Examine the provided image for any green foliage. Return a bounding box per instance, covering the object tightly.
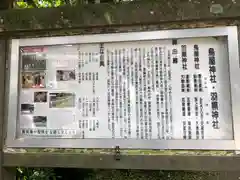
[87,170,218,180]
[14,0,128,9]
[15,0,66,8]
[17,167,59,180]
[15,168,220,180]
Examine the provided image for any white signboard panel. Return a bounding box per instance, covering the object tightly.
[18,37,233,140]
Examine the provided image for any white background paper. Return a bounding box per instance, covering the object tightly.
[18,37,233,140]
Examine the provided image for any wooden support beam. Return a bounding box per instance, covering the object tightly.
[0,0,11,10]
[3,152,240,171]
[1,168,15,180]
[0,0,239,32]
[0,40,15,179]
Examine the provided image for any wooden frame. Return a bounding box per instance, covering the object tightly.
[0,39,15,179]
[2,152,240,171]
[1,1,240,178]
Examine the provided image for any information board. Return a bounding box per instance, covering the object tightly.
[18,37,233,140]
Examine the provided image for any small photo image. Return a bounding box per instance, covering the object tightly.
[33,116,47,127]
[22,54,46,71]
[56,70,76,81]
[22,72,45,88]
[21,104,34,114]
[34,92,47,102]
[49,93,75,108]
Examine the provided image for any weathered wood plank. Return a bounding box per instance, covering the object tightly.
[0,0,239,32]
[0,40,15,179]
[3,152,240,171]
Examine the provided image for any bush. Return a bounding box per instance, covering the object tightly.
[16,168,218,180]
[17,167,59,180]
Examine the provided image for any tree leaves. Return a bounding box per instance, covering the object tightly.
[15,0,67,8]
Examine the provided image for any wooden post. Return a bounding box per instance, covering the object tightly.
[0,40,15,180]
[0,0,12,10]
[1,168,15,180]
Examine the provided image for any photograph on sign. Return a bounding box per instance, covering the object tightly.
[21,53,46,71]
[34,92,47,103]
[33,116,47,127]
[22,72,45,88]
[21,104,34,114]
[56,70,76,81]
[49,93,75,108]
[15,37,234,142]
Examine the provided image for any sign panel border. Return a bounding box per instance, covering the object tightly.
[5,26,240,150]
